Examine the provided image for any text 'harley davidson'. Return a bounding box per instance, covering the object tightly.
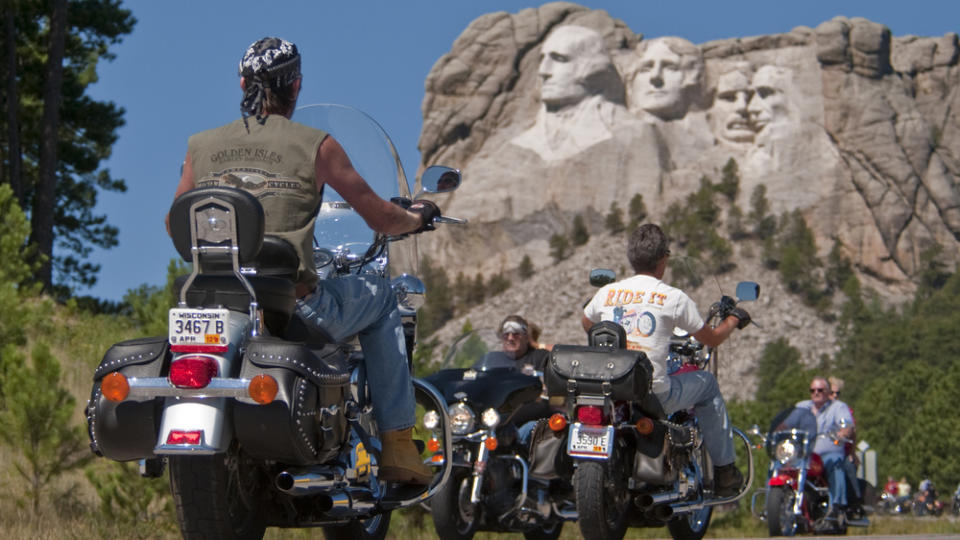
[528,271,759,540]
[420,330,574,540]
[749,407,871,535]
[85,104,463,540]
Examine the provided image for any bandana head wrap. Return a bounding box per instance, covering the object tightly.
[238,37,301,126]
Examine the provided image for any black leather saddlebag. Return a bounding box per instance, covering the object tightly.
[87,337,170,461]
[234,337,351,465]
[544,345,652,401]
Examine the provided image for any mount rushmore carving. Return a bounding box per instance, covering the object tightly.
[417,2,960,296]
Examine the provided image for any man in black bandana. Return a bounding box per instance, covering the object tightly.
[166,37,439,486]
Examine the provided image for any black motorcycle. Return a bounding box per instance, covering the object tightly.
[419,330,573,540]
[527,270,758,540]
[85,104,461,540]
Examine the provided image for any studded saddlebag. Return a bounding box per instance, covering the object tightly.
[87,337,171,461]
[544,344,652,401]
[234,336,351,465]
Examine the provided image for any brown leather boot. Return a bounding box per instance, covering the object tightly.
[379,428,433,485]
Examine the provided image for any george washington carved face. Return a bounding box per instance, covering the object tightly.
[537,26,615,111]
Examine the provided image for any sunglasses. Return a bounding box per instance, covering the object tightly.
[809,387,827,394]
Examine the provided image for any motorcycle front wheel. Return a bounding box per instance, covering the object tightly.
[430,468,479,540]
[765,486,798,536]
[169,444,267,540]
[574,459,629,540]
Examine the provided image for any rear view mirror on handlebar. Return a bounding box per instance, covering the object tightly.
[736,281,759,302]
[420,166,461,194]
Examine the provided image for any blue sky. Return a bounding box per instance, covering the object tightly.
[82,1,959,301]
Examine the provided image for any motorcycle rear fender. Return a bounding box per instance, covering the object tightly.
[155,397,232,454]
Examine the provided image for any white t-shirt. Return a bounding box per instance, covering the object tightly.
[583,273,704,394]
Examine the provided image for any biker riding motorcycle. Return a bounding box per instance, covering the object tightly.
[165,36,439,486]
[580,224,751,496]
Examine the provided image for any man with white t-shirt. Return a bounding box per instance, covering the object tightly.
[581,223,751,496]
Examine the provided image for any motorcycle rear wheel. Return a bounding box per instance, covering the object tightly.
[430,468,479,540]
[169,446,267,540]
[667,505,712,540]
[574,459,629,540]
[321,512,392,540]
[765,486,797,536]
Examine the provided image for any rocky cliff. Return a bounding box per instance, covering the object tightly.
[413,3,960,395]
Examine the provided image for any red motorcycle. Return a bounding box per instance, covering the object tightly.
[749,408,870,536]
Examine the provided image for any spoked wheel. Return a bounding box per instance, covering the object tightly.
[430,468,479,540]
[667,505,712,540]
[169,443,267,540]
[765,486,798,536]
[574,459,630,540]
[321,512,392,540]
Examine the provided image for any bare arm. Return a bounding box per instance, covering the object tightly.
[315,136,423,235]
[165,150,197,235]
[581,314,597,333]
[690,315,740,347]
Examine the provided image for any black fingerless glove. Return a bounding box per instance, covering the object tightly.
[408,199,441,233]
[728,307,751,329]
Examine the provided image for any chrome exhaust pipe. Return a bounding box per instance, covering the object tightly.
[636,490,684,510]
[647,504,673,522]
[275,468,343,495]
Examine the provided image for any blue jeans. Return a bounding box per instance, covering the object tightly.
[823,453,849,506]
[655,370,735,467]
[295,274,414,432]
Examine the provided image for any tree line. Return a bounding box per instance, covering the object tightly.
[1,0,135,296]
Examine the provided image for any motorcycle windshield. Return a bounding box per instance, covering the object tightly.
[292,103,416,276]
[768,407,817,436]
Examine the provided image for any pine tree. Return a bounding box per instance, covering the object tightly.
[571,214,589,246]
[0,342,93,516]
[518,255,534,280]
[605,201,625,233]
[549,234,569,263]
[628,193,647,230]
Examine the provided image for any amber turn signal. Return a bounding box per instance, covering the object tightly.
[635,417,655,435]
[548,413,567,432]
[427,438,440,453]
[248,374,278,404]
[102,372,130,402]
[430,454,445,463]
[484,437,498,451]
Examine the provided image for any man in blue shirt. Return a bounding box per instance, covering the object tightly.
[796,376,855,514]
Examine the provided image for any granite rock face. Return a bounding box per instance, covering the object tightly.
[418,4,960,296]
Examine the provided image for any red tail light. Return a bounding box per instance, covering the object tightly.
[166,430,203,445]
[169,356,218,388]
[576,405,605,426]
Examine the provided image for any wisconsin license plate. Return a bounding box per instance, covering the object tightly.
[567,423,614,459]
[168,308,231,349]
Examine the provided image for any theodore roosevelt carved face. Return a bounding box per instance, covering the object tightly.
[628,37,703,120]
[712,63,755,143]
[748,65,793,134]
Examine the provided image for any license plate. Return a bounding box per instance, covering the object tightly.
[169,308,231,348]
[567,423,614,459]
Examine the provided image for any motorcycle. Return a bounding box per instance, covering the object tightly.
[85,104,463,539]
[419,329,573,540]
[749,407,870,535]
[913,486,944,516]
[527,269,759,540]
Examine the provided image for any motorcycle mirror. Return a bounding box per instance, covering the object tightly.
[735,281,760,302]
[419,166,461,194]
[748,424,761,436]
[589,268,616,287]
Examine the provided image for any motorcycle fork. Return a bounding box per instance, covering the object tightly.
[794,466,808,516]
[470,437,490,504]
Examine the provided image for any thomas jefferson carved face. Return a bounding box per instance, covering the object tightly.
[629,38,702,120]
[538,26,612,110]
[712,67,755,143]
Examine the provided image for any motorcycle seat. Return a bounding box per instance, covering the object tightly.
[174,274,296,334]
